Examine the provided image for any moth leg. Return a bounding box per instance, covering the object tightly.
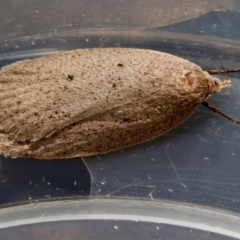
[201,101,240,124]
[208,69,240,75]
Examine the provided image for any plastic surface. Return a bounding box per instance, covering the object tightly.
[0,1,240,239]
[0,199,240,239]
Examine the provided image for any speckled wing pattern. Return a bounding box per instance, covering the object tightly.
[0,48,225,159]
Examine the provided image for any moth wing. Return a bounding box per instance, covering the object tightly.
[0,48,180,143]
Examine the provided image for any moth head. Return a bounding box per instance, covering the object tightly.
[181,68,231,98]
[201,71,231,100]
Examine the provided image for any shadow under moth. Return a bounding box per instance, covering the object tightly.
[0,48,239,159]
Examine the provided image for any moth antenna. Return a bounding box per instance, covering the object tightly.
[208,69,240,75]
[201,101,240,124]
[221,65,228,80]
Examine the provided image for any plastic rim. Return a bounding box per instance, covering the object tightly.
[0,198,240,238]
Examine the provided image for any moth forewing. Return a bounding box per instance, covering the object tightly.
[0,48,234,159]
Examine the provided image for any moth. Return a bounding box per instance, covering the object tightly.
[0,48,239,159]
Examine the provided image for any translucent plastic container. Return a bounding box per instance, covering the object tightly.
[1,1,240,239]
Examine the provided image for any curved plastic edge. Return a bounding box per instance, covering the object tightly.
[0,199,240,239]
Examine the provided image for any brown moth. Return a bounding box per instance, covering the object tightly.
[0,48,233,159]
